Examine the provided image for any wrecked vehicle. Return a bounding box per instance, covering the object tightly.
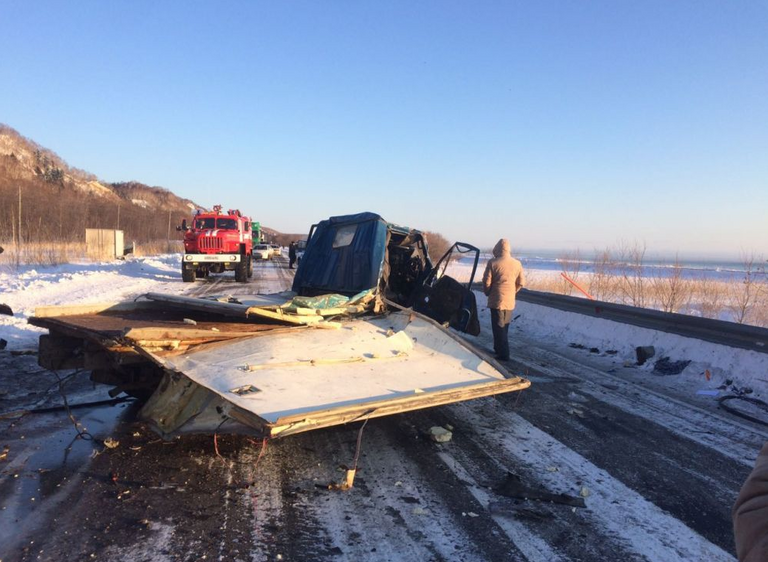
[29,212,530,439]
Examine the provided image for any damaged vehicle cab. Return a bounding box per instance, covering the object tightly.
[178,205,254,283]
[293,212,481,335]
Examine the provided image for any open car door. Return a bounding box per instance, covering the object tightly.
[412,242,481,335]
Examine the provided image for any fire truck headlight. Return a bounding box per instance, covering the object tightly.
[230,255,236,261]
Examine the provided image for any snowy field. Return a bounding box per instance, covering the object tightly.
[0,254,189,349]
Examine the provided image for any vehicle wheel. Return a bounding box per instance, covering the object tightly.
[247,255,253,278]
[195,268,207,279]
[235,256,248,283]
[182,265,195,283]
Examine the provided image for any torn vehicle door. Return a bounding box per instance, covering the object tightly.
[413,242,481,336]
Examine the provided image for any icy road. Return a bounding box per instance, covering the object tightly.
[0,254,764,561]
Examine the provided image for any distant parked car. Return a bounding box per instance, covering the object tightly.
[270,244,282,258]
[254,244,271,260]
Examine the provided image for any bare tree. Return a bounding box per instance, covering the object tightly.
[650,255,691,313]
[697,275,726,320]
[589,247,617,301]
[558,249,582,295]
[423,231,451,264]
[617,240,647,307]
[728,253,766,324]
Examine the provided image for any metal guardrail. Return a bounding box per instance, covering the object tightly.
[472,284,768,354]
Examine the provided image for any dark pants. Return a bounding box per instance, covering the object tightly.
[491,308,513,360]
[289,256,296,269]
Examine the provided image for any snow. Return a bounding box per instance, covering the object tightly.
[0,253,760,561]
[0,254,188,349]
[446,402,736,562]
[442,254,768,398]
[508,297,768,400]
[3,253,763,400]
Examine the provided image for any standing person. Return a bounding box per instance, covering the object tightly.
[288,241,297,269]
[733,442,768,561]
[482,238,525,361]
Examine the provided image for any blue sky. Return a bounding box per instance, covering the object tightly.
[1,1,766,256]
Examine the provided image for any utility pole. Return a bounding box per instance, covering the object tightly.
[167,210,172,252]
[18,185,22,248]
[116,203,121,230]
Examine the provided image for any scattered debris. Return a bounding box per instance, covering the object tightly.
[495,472,586,508]
[569,343,586,350]
[546,466,559,473]
[488,500,554,521]
[705,369,712,381]
[412,507,429,515]
[718,395,768,426]
[567,391,587,403]
[604,350,618,356]
[230,384,261,396]
[103,438,120,449]
[428,426,453,443]
[696,389,720,397]
[579,486,590,498]
[0,338,6,350]
[653,357,691,376]
[183,318,197,325]
[635,346,656,365]
[589,347,600,354]
[0,445,9,461]
[567,408,586,418]
[0,303,12,316]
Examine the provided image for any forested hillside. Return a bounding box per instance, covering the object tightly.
[0,124,201,244]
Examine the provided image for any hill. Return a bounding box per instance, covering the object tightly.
[0,124,202,244]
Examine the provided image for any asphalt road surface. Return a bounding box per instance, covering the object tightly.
[1,255,763,561]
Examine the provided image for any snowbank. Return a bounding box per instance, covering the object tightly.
[509,298,768,399]
[0,254,186,349]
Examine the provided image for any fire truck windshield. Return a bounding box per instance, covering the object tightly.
[194,218,237,230]
[195,218,215,229]
[216,218,237,230]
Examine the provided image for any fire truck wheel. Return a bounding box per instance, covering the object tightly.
[235,257,248,283]
[247,255,253,278]
[182,265,195,283]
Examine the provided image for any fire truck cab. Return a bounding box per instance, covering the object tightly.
[178,205,253,283]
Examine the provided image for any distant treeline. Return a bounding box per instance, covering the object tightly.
[0,171,188,245]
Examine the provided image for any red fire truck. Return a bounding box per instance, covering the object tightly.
[178,205,253,283]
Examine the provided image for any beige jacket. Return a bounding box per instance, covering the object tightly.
[482,239,525,310]
[734,442,768,562]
